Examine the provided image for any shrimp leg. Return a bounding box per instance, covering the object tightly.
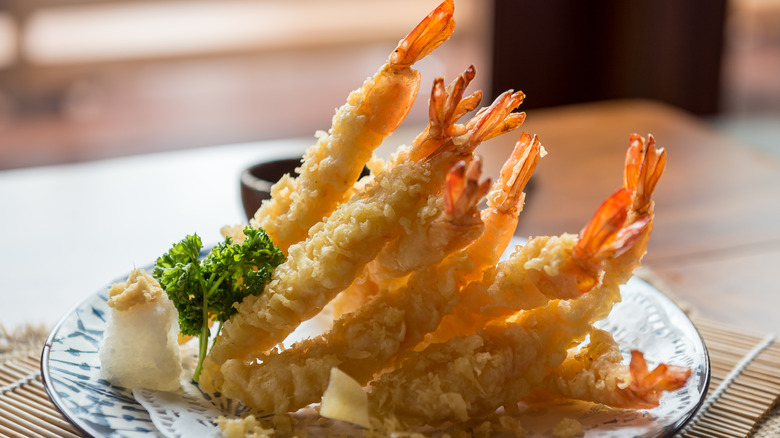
[217,137,538,413]
[247,0,456,254]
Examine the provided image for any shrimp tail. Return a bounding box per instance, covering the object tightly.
[444,157,492,220]
[627,350,692,408]
[625,133,667,215]
[432,66,482,136]
[496,132,541,213]
[448,68,482,125]
[571,189,632,290]
[572,133,665,290]
[411,66,482,161]
[484,110,527,142]
[365,0,456,136]
[430,89,525,162]
[390,0,456,67]
[466,91,525,146]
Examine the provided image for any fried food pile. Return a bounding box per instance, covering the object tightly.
[200,0,691,434]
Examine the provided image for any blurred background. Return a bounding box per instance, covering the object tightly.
[0,0,778,170]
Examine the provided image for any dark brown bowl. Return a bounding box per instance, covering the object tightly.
[240,157,301,222]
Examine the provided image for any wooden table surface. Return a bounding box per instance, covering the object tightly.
[479,99,780,336]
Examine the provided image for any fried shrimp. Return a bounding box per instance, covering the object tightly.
[204,154,445,390]
[423,229,629,345]
[367,134,673,426]
[127,0,691,429]
[331,157,490,318]
[216,136,539,414]
[423,135,663,345]
[367,190,643,426]
[378,157,491,278]
[201,89,526,393]
[539,329,691,409]
[532,136,682,410]
[330,67,498,317]
[245,0,456,254]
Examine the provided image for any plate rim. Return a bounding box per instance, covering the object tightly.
[41,281,113,438]
[631,274,712,436]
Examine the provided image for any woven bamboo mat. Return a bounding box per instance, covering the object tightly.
[678,317,780,438]
[1,318,779,438]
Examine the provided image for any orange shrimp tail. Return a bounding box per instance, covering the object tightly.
[484,111,527,142]
[572,135,665,290]
[424,77,448,133]
[428,88,524,162]
[624,134,667,215]
[497,132,541,213]
[449,68,482,126]
[627,350,692,408]
[390,0,455,67]
[444,157,491,219]
[438,65,481,137]
[574,188,631,271]
[412,66,482,161]
[462,90,525,148]
[573,187,653,291]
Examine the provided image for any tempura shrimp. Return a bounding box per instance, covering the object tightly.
[423,135,664,344]
[532,136,682,410]
[331,157,490,318]
[538,328,691,409]
[247,0,456,254]
[423,231,628,345]
[217,135,539,413]
[330,66,516,317]
[367,134,671,426]
[332,67,489,299]
[200,89,526,393]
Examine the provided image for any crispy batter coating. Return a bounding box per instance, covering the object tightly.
[214,123,538,414]
[539,328,691,409]
[244,0,456,255]
[366,135,671,426]
[202,85,528,395]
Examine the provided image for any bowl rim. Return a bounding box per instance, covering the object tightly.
[240,158,302,193]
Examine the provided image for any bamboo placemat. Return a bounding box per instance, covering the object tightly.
[1,326,82,437]
[1,318,779,438]
[678,317,780,438]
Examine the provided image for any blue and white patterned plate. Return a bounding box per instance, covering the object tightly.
[41,238,709,437]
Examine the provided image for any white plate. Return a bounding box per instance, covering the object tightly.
[41,239,709,437]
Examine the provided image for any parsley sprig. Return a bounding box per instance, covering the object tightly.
[152,226,284,382]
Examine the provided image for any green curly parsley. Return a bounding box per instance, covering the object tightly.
[152,226,285,382]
